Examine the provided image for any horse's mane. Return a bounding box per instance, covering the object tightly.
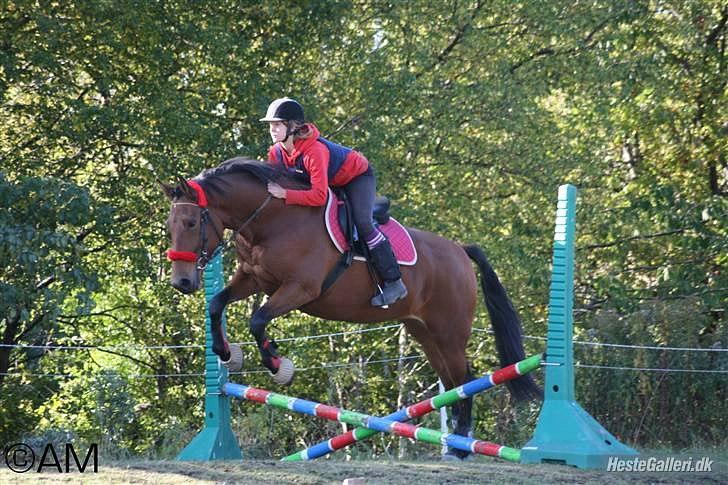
[193,157,310,197]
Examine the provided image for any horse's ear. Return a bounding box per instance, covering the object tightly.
[176,174,197,203]
[158,179,177,201]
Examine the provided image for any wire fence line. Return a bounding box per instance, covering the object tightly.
[0,324,403,352]
[0,371,206,379]
[0,355,424,380]
[575,364,728,374]
[2,351,726,380]
[0,343,205,351]
[473,328,727,352]
[1,323,725,379]
[2,323,725,353]
[3,361,726,380]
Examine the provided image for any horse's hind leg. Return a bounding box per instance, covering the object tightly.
[402,317,475,460]
[448,364,476,460]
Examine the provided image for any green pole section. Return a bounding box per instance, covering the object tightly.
[520,184,637,469]
[177,253,243,460]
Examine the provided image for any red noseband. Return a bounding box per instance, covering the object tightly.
[166,250,198,262]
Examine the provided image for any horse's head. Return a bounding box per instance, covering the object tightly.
[161,176,224,294]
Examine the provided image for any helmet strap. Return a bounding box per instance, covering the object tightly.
[283,121,301,143]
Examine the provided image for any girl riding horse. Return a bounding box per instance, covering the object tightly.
[261,97,407,307]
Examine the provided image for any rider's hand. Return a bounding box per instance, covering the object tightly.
[267,182,287,199]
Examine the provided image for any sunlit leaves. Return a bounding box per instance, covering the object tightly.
[0,0,725,453]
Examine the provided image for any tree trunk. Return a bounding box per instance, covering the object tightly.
[328,335,348,443]
[396,325,408,459]
[0,314,20,387]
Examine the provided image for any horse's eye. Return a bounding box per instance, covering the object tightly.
[186,220,197,229]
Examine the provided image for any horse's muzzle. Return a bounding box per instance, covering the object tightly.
[171,276,199,294]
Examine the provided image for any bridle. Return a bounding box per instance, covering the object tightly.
[166,201,225,270]
[166,180,272,270]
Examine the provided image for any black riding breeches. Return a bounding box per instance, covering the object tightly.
[341,167,376,239]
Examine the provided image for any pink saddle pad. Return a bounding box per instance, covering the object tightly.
[324,189,417,266]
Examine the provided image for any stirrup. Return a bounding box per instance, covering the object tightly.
[371,279,407,307]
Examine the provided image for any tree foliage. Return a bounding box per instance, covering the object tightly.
[1,0,725,454]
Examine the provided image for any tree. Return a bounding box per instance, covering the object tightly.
[1,0,725,452]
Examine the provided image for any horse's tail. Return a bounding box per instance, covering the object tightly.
[463,244,543,401]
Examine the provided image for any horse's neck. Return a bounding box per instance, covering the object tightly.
[216,193,322,242]
[206,182,280,237]
[206,174,324,240]
[211,194,265,230]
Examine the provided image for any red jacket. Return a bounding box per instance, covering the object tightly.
[267,124,369,206]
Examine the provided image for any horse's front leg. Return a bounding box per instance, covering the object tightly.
[249,280,319,385]
[209,267,259,370]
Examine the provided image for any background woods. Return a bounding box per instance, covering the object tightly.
[1,1,726,456]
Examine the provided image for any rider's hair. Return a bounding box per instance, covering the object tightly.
[290,121,311,141]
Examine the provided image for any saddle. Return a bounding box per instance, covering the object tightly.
[321,188,417,293]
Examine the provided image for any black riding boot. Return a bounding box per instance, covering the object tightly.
[369,239,408,307]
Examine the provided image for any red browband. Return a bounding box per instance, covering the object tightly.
[186,179,208,207]
[167,180,208,263]
[166,250,197,262]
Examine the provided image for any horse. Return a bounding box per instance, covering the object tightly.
[162,157,541,459]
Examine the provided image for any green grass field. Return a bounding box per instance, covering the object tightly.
[1,455,726,484]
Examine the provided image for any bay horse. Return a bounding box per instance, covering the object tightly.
[162,157,541,459]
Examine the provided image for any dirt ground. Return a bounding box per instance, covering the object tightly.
[1,457,726,485]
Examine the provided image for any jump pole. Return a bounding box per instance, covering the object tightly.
[520,184,638,468]
[224,382,523,462]
[282,353,542,461]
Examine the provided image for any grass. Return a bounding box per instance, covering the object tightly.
[1,453,726,485]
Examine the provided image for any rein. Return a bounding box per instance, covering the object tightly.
[167,180,273,270]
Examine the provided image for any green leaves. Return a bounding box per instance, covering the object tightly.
[0,0,725,454]
[0,172,114,422]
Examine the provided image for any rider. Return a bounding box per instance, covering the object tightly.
[261,97,407,307]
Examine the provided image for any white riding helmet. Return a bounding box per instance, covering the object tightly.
[259,97,305,123]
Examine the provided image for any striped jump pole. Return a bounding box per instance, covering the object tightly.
[284,353,543,461]
[222,357,541,463]
[224,383,521,462]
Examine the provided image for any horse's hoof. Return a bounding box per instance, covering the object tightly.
[220,343,243,372]
[271,357,295,386]
[441,449,474,462]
